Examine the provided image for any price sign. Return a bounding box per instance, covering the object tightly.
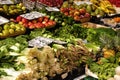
[0,16,9,25]
[20,11,46,20]
[0,0,14,4]
[28,36,67,48]
[74,1,92,5]
[28,36,53,48]
[46,7,60,12]
[36,1,45,10]
[22,0,35,10]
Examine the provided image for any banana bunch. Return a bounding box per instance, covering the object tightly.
[99,0,116,14]
[91,0,116,14]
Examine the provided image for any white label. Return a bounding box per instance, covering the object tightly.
[20,11,46,20]
[0,16,9,25]
[74,1,92,5]
[28,37,53,48]
[22,0,35,10]
[0,0,14,4]
[46,7,60,12]
[28,36,67,48]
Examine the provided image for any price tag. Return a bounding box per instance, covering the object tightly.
[0,16,9,25]
[46,7,60,12]
[20,11,46,20]
[36,1,45,10]
[28,36,67,48]
[0,0,14,4]
[28,36,53,48]
[74,1,92,5]
[22,0,35,10]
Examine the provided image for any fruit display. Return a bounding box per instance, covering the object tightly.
[60,7,91,22]
[74,3,106,17]
[0,22,26,38]
[38,0,63,7]
[90,0,116,14]
[0,3,26,15]
[13,16,56,29]
[0,0,120,80]
[61,0,116,17]
[39,9,75,25]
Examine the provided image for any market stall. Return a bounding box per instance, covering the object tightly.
[0,0,120,80]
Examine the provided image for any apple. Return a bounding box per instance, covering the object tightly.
[36,23,44,28]
[84,13,91,18]
[42,21,47,24]
[64,12,69,16]
[74,10,80,16]
[79,8,86,15]
[15,25,21,30]
[18,21,23,25]
[74,16,80,21]
[69,7,74,11]
[44,23,49,27]
[4,24,10,30]
[43,17,49,22]
[28,22,33,26]
[32,20,37,24]
[60,8,65,12]
[48,21,53,26]
[0,33,3,36]
[38,17,43,22]
[80,15,85,19]
[9,29,14,34]
[10,23,16,29]
[2,30,9,36]
[16,16,22,22]
[21,27,26,32]
[41,23,45,28]
[21,18,28,23]
[29,25,35,29]
[23,23,28,28]
[69,10,74,16]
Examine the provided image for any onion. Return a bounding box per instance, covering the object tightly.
[114,75,120,80]
[108,77,115,80]
[115,66,120,75]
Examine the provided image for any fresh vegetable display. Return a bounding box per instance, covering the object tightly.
[0,0,120,80]
[15,39,92,80]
